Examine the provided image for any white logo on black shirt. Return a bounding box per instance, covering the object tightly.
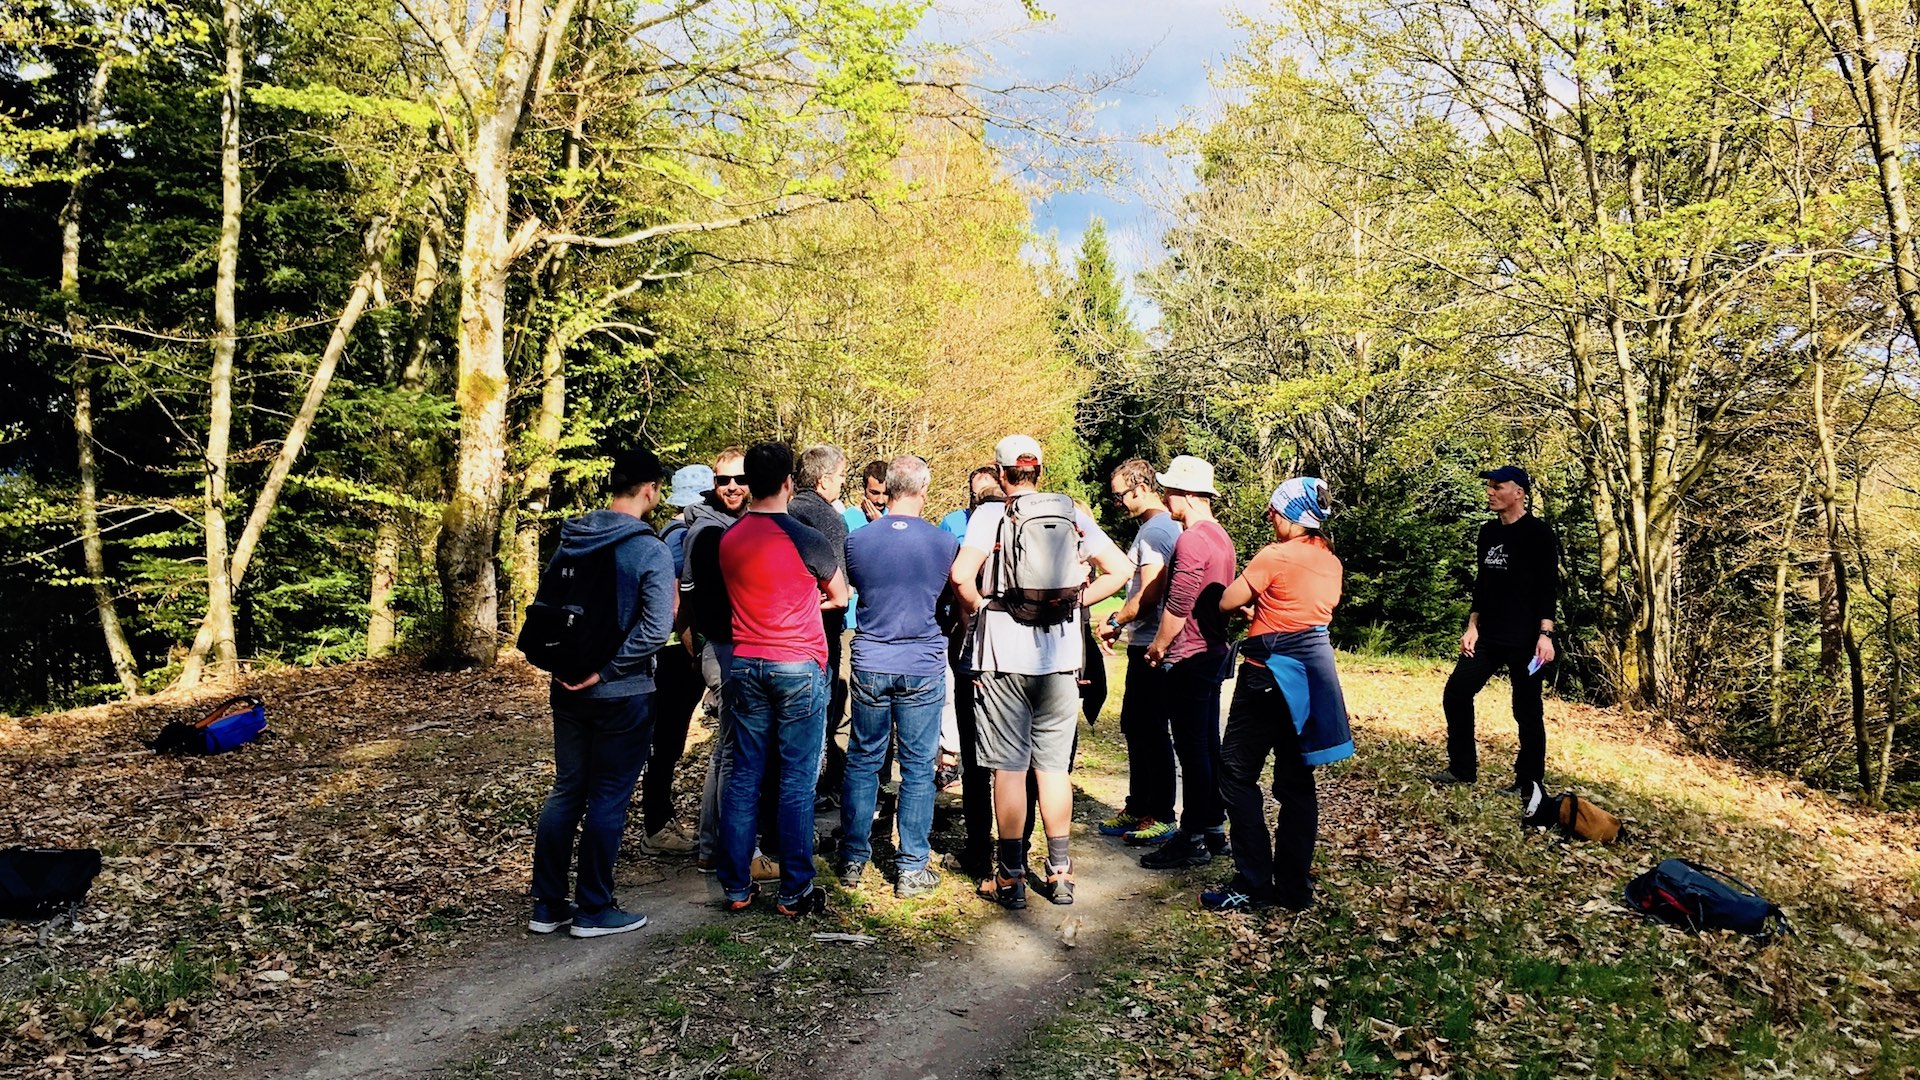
[1484,543,1509,569]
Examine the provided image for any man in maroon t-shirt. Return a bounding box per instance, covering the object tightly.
[716,441,849,916]
[1141,455,1237,872]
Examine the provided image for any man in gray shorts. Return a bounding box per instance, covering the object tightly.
[951,435,1132,908]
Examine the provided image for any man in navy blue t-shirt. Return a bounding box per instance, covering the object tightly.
[840,455,961,898]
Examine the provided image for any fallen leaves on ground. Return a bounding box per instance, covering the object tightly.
[0,658,563,1074]
[1036,662,1920,1079]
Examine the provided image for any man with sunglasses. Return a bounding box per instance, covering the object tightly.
[686,447,777,875]
[1095,459,1182,846]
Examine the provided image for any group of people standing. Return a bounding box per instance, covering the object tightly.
[522,434,1560,937]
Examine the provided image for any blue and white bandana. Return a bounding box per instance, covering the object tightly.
[1269,477,1329,528]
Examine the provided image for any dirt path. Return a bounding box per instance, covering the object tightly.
[790,835,1164,1080]
[226,791,1170,1080]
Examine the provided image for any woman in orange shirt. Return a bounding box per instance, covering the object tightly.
[1203,478,1353,912]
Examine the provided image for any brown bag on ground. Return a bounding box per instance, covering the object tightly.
[1522,782,1623,844]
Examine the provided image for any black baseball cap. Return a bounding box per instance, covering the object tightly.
[1478,465,1531,493]
[608,448,665,491]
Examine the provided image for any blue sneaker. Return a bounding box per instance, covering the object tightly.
[568,906,649,938]
[528,899,574,934]
[1200,877,1273,913]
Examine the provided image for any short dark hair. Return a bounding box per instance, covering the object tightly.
[1110,458,1156,493]
[744,441,794,499]
[863,459,888,486]
[608,449,664,497]
[999,463,1040,487]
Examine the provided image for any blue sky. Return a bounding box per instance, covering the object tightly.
[920,1,1247,321]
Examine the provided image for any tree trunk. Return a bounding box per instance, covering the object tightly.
[1837,0,1920,350]
[179,0,246,688]
[368,204,444,655]
[1769,469,1811,733]
[435,133,516,667]
[63,51,140,696]
[367,518,402,657]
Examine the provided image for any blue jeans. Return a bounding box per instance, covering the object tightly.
[531,691,653,915]
[719,657,828,903]
[840,669,944,872]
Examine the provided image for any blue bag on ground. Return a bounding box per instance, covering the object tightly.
[152,694,266,755]
[1623,858,1791,936]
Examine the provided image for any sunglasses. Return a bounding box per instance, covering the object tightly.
[1109,487,1134,503]
[714,474,747,487]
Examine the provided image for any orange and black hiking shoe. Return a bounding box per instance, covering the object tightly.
[775,888,825,919]
[976,870,1027,910]
[723,883,757,913]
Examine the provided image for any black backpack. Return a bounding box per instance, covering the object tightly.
[517,532,653,683]
[1623,858,1792,937]
[0,847,103,921]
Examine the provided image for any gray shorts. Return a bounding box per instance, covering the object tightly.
[973,670,1079,773]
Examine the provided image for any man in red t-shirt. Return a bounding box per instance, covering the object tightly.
[716,441,849,916]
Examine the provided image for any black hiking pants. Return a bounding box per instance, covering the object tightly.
[642,643,701,835]
[1442,643,1546,787]
[1218,662,1316,909]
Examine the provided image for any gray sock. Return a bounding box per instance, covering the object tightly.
[1046,836,1070,873]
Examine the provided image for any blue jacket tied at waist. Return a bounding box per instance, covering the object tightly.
[1240,626,1355,767]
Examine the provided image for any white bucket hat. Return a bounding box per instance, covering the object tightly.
[1155,455,1219,497]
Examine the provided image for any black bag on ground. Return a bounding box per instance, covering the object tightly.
[0,847,103,920]
[1623,858,1792,936]
[517,540,637,683]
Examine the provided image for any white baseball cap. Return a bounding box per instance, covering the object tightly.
[994,435,1044,468]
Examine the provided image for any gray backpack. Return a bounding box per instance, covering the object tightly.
[989,492,1083,627]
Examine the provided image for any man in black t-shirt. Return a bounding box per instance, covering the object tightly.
[1428,465,1560,792]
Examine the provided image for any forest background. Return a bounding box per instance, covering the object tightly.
[3,0,1918,805]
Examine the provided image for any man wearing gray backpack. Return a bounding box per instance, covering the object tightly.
[951,435,1132,909]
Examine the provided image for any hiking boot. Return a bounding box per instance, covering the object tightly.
[1201,877,1274,914]
[750,854,782,882]
[1122,818,1178,846]
[1425,769,1473,786]
[1140,831,1213,870]
[527,899,574,934]
[640,824,697,856]
[776,887,826,919]
[894,866,941,899]
[723,883,759,913]
[1500,777,1529,795]
[569,906,649,938]
[1029,861,1075,906]
[977,870,1027,910]
[1097,811,1142,837]
[837,861,867,888]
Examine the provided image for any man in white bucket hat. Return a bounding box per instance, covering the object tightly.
[1138,455,1237,871]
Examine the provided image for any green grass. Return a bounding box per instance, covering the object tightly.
[40,944,229,1030]
[1028,716,1920,1079]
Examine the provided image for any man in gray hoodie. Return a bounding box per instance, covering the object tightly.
[528,449,676,938]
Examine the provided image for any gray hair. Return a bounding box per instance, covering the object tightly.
[795,445,847,490]
[885,455,931,499]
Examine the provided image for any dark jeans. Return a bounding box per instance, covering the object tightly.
[1442,644,1546,785]
[720,657,828,903]
[531,691,653,915]
[1118,646,1174,822]
[643,643,701,834]
[1167,651,1228,834]
[841,670,944,871]
[817,617,850,797]
[1219,662,1317,908]
[952,650,995,879]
